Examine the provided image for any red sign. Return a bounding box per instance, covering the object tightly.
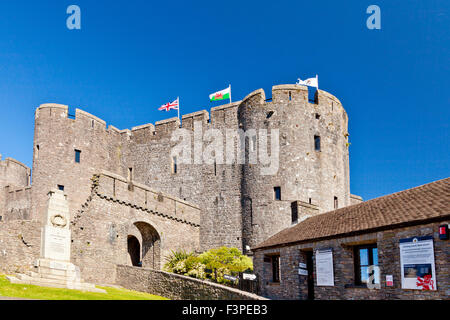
[386,275,393,287]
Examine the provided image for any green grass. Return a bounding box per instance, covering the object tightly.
[0,275,168,300]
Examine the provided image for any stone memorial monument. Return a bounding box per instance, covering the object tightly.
[7,190,105,293]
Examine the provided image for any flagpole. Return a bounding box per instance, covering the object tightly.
[177,97,180,126]
[229,84,232,104]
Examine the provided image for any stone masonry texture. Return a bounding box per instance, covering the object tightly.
[0,83,354,288]
[115,264,266,300]
[253,221,450,300]
[29,85,351,253]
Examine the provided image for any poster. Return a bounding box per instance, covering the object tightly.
[315,248,334,286]
[399,236,437,290]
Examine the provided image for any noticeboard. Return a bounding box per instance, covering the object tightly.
[399,236,437,290]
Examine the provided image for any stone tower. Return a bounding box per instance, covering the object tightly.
[30,84,352,253]
[238,85,350,249]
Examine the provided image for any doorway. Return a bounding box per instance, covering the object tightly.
[306,251,314,300]
[127,235,141,267]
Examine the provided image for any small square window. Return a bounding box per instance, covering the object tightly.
[172,156,178,174]
[75,149,81,163]
[274,187,281,201]
[314,136,321,151]
[58,185,65,191]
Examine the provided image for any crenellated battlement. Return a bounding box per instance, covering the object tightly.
[30,83,351,250]
[34,85,346,145]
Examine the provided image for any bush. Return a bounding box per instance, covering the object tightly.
[163,250,194,273]
[163,247,253,284]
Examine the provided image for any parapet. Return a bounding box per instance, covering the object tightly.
[0,157,30,171]
[95,170,200,226]
[350,194,363,206]
[36,103,68,112]
[154,117,180,135]
[182,110,209,129]
[33,83,346,146]
[241,89,266,105]
[75,108,107,128]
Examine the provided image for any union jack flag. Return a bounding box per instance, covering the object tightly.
[158,98,179,111]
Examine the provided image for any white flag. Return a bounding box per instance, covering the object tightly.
[297,75,318,88]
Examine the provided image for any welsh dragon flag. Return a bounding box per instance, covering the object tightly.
[210,86,231,102]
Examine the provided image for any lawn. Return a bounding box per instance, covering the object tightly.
[0,275,168,300]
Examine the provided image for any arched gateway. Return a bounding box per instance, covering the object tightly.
[127,221,161,269]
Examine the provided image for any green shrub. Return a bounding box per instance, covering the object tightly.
[163,250,194,273]
[163,247,253,284]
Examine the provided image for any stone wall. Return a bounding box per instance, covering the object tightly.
[239,86,350,249]
[3,186,32,221]
[0,157,31,221]
[32,105,124,225]
[254,220,450,300]
[70,172,201,284]
[115,264,266,300]
[30,84,352,253]
[0,220,41,274]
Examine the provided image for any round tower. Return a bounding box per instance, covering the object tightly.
[31,104,122,224]
[238,85,350,249]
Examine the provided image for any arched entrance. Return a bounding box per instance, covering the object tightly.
[133,221,161,269]
[127,235,141,267]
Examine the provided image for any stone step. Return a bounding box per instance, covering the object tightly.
[39,271,77,282]
[24,269,77,282]
[7,275,106,293]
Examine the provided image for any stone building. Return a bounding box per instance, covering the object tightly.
[253,178,450,300]
[0,83,362,284]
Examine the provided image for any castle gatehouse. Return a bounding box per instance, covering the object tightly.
[0,84,362,284]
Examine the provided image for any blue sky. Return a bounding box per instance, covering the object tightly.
[0,0,448,200]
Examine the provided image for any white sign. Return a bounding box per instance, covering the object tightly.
[386,275,393,287]
[399,236,437,290]
[315,249,334,286]
[242,273,257,281]
[299,263,307,269]
[224,274,237,282]
[298,268,308,276]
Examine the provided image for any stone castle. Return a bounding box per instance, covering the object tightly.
[0,84,362,284]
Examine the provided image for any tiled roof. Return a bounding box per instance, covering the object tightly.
[253,177,450,250]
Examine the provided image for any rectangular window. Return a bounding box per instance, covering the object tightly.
[172,156,177,174]
[274,187,281,201]
[57,185,64,191]
[334,196,338,209]
[291,202,298,224]
[128,167,133,181]
[314,136,321,151]
[272,255,280,283]
[35,145,39,159]
[74,149,81,163]
[354,244,380,286]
